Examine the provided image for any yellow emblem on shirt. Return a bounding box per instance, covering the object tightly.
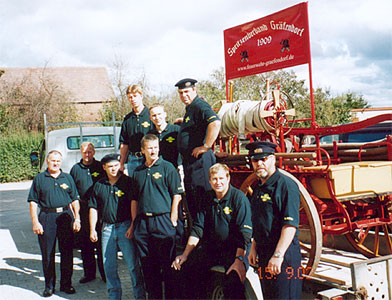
[115,190,124,197]
[244,225,252,230]
[141,121,150,128]
[260,193,271,202]
[92,172,100,177]
[284,216,294,221]
[152,172,162,179]
[60,183,69,190]
[185,116,190,123]
[223,206,232,215]
[207,116,216,121]
[166,136,175,143]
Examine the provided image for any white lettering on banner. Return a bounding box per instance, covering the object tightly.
[257,36,272,47]
[237,54,295,71]
[270,20,305,36]
[227,25,268,57]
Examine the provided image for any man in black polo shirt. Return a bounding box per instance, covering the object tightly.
[175,78,221,220]
[119,84,154,176]
[131,134,183,299]
[246,141,302,300]
[172,163,252,299]
[148,104,181,169]
[70,142,105,284]
[89,154,145,300]
[28,150,81,297]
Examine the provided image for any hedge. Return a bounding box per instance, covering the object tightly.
[0,132,44,183]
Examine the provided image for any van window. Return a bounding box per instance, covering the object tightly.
[67,135,115,150]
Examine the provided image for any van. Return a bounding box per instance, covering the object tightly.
[31,126,121,173]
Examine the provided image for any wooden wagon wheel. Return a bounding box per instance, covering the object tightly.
[240,169,322,275]
[344,195,392,257]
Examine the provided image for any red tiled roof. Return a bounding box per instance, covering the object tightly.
[0,66,115,103]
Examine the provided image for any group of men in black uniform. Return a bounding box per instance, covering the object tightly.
[28,78,303,300]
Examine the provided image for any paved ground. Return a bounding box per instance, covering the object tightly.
[0,181,135,300]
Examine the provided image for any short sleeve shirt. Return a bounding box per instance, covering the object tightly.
[149,123,181,167]
[251,170,300,249]
[119,106,154,153]
[191,185,252,251]
[177,96,219,156]
[70,159,104,201]
[131,157,183,215]
[27,170,80,208]
[89,174,133,224]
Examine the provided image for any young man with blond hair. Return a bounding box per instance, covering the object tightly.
[119,84,153,175]
[172,163,252,299]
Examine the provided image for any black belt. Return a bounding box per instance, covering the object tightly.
[129,152,143,158]
[41,205,69,213]
[141,212,167,217]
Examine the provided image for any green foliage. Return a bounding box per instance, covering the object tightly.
[197,68,369,127]
[0,132,44,183]
[0,70,78,132]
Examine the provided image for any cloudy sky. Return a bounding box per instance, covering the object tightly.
[1,0,391,107]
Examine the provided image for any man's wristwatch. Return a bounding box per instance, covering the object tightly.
[273,251,283,258]
[203,143,210,149]
[235,256,244,262]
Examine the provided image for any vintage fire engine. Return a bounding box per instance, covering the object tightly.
[214,79,392,276]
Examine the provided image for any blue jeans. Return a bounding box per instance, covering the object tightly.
[101,221,145,300]
[127,155,144,176]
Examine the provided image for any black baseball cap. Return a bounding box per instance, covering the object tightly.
[246,141,277,159]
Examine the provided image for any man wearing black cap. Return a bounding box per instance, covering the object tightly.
[89,154,145,300]
[246,141,302,299]
[174,78,221,220]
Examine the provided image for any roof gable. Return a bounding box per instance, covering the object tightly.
[0,66,115,103]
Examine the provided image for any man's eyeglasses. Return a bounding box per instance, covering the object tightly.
[251,155,271,163]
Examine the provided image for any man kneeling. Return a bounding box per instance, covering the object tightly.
[172,163,252,299]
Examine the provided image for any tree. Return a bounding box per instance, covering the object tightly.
[0,69,77,133]
[197,68,369,127]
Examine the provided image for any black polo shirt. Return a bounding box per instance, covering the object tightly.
[177,96,219,156]
[70,159,104,201]
[27,170,80,208]
[89,174,133,224]
[131,157,183,215]
[149,122,181,167]
[119,106,154,153]
[251,170,300,249]
[191,185,252,251]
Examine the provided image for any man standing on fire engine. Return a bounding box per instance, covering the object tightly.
[175,78,221,220]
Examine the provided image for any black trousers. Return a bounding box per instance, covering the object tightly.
[182,149,216,220]
[77,201,105,280]
[134,213,177,299]
[38,209,74,290]
[257,238,303,300]
[174,246,246,299]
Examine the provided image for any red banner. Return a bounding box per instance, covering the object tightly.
[224,2,310,80]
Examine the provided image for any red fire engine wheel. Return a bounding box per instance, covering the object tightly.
[240,169,322,276]
[344,195,392,257]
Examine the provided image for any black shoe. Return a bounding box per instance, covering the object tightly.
[60,286,76,294]
[42,288,54,297]
[79,276,96,284]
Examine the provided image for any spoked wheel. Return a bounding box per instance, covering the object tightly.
[240,169,322,275]
[345,223,392,257]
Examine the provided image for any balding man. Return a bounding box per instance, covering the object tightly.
[70,142,106,284]
[28,150,81,297]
